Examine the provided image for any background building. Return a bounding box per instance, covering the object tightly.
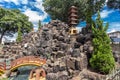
[108,31,120,44]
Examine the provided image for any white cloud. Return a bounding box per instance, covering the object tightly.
[107,22,120,33]
[21,0,28,4]
[24,9,44,23]
[23,0,48,27]
[100,10,114,18]
[110,22,120,27]
[105,0,108,3]
[0,4,3,7]
[35,0,44,11]
[35,0,48,21]
[104,0,108,6]
[11,0,19,5]
[0,0,28,5]
[42,22,49,25]
[107,29,117,33]
[76,27,82,33]
[2,33,17,43]
[1,0,9,2]
[34,27,38,31]
[0,0,19,5]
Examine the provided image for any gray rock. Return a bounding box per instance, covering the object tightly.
[71,49,80,57]
[85,33,93,42]
[83,44,89,52]
[56,51,65,58]
[52,47,59,52]
[74,42,81,48]
[58,36,64,42]
[58,75,68,80]
[76,34,85,44]
[46,73,57,80]
[53,65,60,73]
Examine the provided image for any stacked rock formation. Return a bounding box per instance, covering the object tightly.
[0,20,106,80]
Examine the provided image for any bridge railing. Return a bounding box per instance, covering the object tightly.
[10,56,46,69]
[0,56,46,73]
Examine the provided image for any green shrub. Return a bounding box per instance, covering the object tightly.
[16,26,22,42]
[0,78,8,80]
[90,52,115,74]
[90,11,115,74]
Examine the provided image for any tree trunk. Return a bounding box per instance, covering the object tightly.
[0,31,5,44]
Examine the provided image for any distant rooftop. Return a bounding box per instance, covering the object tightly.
[108,31,120,34]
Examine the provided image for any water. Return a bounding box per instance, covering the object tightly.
[9,66,37,80]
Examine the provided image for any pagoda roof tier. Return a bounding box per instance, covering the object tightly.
[69,6,78,10]
[69,9,78,12]
[69,23,78,25]
[68,19,78,22]
[68,10,78,14]
[69,21,78,24]
[69,14,78,18]
[68,17,78,20]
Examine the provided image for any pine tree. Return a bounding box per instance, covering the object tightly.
[16,26,22,42]
[90,11,115,74]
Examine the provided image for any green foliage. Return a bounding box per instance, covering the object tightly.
[43,0,105,23]
[16,26,22,42]
[0,78,9,80]
[38,20,42,29]
[90,11,115,74]
[107,0,120,9]
[0,7,33,43]
[90,52,115,74]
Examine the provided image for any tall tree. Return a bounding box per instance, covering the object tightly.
[16,26,22,42]
[43,0,105,24]
[38,20,42,29]
[90,11,115,74]
[0,7,33,43]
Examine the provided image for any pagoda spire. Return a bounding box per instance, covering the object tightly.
[68,6,78,27]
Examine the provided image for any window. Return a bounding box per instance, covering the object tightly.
[73,30,77,33]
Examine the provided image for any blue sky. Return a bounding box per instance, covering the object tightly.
[78,6,120,33]
[0,0,120,41]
